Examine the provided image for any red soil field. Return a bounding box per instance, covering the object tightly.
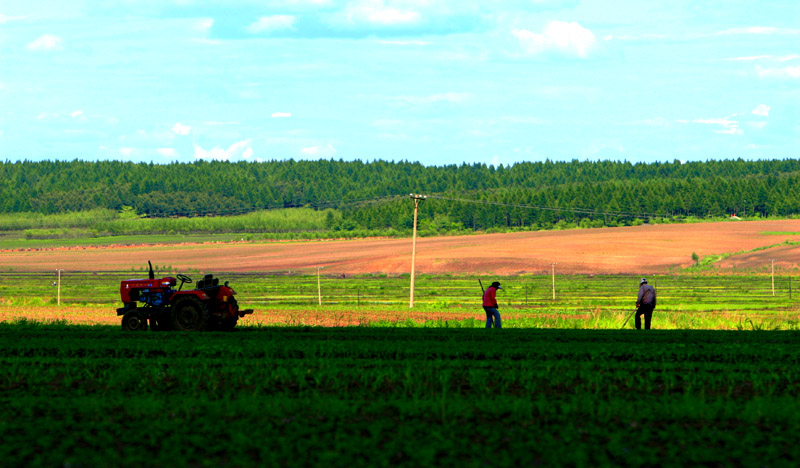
[2,219,799,275]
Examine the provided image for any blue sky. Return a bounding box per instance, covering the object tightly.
[1,0,798,166]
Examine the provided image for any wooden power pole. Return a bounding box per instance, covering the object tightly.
[409,194,426,308]
[317,266,323,305]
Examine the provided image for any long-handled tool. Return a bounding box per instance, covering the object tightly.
[478,279,485,294]
[621,309,637,329]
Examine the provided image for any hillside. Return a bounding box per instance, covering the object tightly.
[2,159,800,236]
[3,219,798,275]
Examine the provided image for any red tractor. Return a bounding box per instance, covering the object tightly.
[117,262,253,331]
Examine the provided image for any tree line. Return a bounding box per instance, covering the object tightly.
[1,158,799,234]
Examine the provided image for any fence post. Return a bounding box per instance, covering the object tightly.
[358,288,360,307]
[56,269,63,307]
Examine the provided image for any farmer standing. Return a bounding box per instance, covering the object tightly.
[635,278,657,329]
[483,281,502,328]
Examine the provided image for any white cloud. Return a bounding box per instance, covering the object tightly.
[513,21,597,58]
[157,148,177,158]
[398,92,470,105]
[271,112,292,118]
[0,14,26,24]
[726,55,771,62]
[27,34,64,51]
[726,54,800,62]
[582,140,625,158]
[242,147,254,159]
[203,121,240,126]
[172,122,191,135]
[300,144,337,158]
[639,117,669,127]
[339,0,421,26]
[716,26,800,36]
[247,15,296,34]
[372,119,402,127]
[196,18,214,32]
[602,33,665,41]
[601,28,799,45]
[756,66,800,78]
[500,116,549,125]
[194,139,253,161]
[681,116,743,135]
[71,110,83,118]
[752,104,770,117]
[266,0,333,6]
[378,40,431,46]
[119,147,134,157]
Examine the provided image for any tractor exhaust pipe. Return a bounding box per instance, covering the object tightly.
[148,260,154,280]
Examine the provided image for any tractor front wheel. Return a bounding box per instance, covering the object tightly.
[208,316,238,331]
[171,297,209,331]
[220,317,238,331]
[122,310,148,331]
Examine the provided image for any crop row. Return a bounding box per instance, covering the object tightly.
[3,323,800,466]
[3,303,799,330]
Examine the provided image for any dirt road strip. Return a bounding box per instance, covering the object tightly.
[1,220,799,274]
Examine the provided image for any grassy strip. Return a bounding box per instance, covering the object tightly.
[0,233,254,250]
[686,239,800,271]
[2,273,798,330]
[1,208,796,250]
[3,324,800,467]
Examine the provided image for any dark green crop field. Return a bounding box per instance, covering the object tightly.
[2,322,800,467]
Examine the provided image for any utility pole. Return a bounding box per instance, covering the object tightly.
[409,193,427,308]
[551,263,557,301]
[771,259,775,296]
[56,269,64,306]
[317,266,323,305]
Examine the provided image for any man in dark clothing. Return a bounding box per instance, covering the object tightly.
[482,281,502,328]
[636,278,657,329]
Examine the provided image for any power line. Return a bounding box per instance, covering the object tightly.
[139,194,405,219]
[425,194,668,220]
[139,190,684,221]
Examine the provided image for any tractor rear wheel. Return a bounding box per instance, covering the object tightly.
[122,310,148,331]
[171,296,209,331]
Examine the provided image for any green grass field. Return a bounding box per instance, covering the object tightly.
[1,272,798,330]
[2,322,800,467]
[2,271,800,466]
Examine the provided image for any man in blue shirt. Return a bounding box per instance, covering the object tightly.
[635,278,657,330]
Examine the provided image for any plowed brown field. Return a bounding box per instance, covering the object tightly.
[2,219,799,275]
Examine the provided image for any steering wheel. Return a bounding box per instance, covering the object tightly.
[177,274,193,284]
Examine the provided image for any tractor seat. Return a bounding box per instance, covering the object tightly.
[196,275,218,289]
